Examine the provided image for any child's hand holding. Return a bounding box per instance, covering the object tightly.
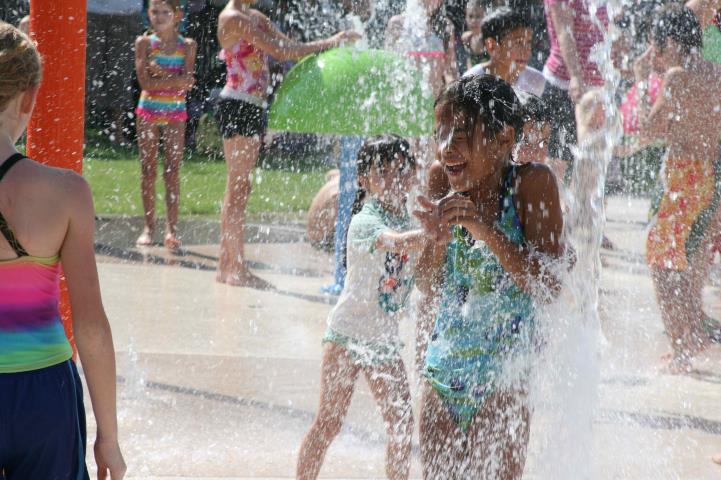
[436,194,490,240]
[413,195,451,244]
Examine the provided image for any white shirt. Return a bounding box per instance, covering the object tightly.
[464,64,546,97]
[328,200,416,343]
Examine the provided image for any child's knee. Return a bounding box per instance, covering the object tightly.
[141,162,157,177]
[312,412,344,439]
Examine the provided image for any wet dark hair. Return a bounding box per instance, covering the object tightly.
[614,1,663,60]
[614,0,662,41]
[350,135,416,218]
[435,74,525,145]
[651,4,702,55]
[342,135,416,268]
[516,90,552,126]
[480,7,532,43]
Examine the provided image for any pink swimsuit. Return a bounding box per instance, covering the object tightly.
[219,37,270,105]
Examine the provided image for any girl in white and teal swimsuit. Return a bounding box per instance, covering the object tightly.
[414,74,565,479]
[298,136,439,480]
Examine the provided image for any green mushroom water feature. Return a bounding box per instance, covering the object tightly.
[268,47,434,136]
[269,47,434,293]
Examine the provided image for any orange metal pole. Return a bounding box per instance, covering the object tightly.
[27,0,87,358]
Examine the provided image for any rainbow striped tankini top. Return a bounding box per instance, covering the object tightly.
[135,33,189,126]
[0,154,72,374]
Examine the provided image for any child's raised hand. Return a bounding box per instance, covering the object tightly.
[331,30,362,47]
[413,195,451,243]
[437,194,488,239]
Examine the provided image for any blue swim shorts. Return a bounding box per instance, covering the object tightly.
[0,360,89,480]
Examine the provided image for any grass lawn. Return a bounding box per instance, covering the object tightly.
[84,143,327,219]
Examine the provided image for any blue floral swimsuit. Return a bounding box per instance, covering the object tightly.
[424,166,536,431]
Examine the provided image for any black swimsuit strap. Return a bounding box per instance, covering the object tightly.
[0,154,28,257]
[0,153,26,182]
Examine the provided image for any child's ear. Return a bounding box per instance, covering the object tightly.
[496,125,516,155]
[20,85,39,115]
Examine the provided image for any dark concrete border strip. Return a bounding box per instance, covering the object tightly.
[116,376,721,440]
[598,409,721,436]
[117,376,392,450]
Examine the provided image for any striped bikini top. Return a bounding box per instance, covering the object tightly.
[0,154,72,373]
[148,33,186,77]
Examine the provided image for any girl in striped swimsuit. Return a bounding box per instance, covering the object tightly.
[134,0,197,250]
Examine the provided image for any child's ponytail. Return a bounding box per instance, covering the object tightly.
[342,185,367,269]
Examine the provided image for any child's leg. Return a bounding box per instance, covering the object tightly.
[297,343,360,480]
[650,266,711,372]
[136,117,160,246]
[419,382,463,480]
[362,359,414,480]
[161,121,186,249]
[684,232,721,343]
[217,134,271,289]
[467,388,531,480]
[415,295,437,375]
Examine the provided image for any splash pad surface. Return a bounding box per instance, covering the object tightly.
[268,48,434,136]
[86,198,721,478]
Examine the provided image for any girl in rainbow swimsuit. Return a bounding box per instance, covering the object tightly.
[134,0,197,250]
[0,23,125,478]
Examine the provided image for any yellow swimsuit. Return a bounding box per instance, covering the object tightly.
[646,156,721,270]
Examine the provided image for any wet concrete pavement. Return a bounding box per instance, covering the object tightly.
[85,196,721,479]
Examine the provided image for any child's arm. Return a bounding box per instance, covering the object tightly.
[637,67,679,146]
[218,10,359,61]
[415,234,448,297]
[180,38,198,93]
[58,173,126,479]
[443,21,459,85]
[374,229,427,253]
[135,36,189,91]
[547,1,586,102]
[413,195,453,296]
[437,165,565,297]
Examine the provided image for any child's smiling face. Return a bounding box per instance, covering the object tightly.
[148,0,181,34]
[487,27,533,82]
[362,156,416,212]
[435,105,514,193]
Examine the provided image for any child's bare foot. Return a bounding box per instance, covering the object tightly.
[136,228,154,247]
[712,453,721,466]
[659,353,693,375]
[164,232,181,252]
[701,314,721,343]
[216,270,274,290]
[601,235,615,250]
